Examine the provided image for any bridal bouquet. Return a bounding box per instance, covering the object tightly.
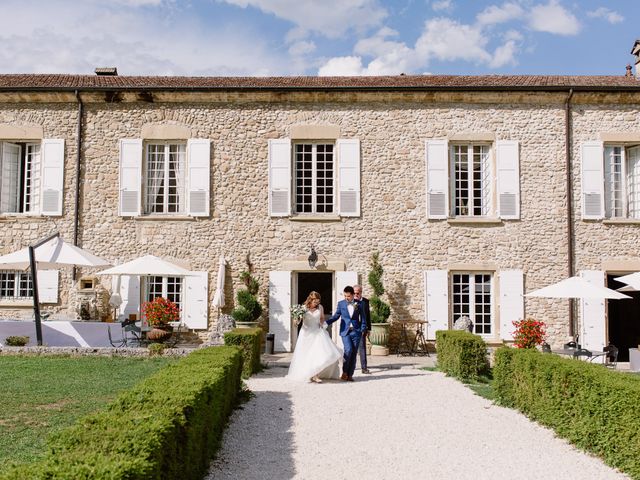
[290,304,306,326]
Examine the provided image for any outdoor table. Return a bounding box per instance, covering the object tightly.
[551,348,605,361]
[396,320,430,357]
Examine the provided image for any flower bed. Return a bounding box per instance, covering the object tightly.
[0,346,243,480]
[494,347,640,479]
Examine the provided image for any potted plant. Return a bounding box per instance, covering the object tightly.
[141,297,179,343]
[368,252,391,356]
[232,254,263,329]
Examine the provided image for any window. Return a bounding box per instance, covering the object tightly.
[0,270,33,300]
[604,145,640,219]
[451,144,492,217]
[0,142,40,214]
[144,276,183,314]
[144,143,186,214]
[452,273,493,336]
[294,143,335,214]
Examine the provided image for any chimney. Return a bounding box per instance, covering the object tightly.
[626,64,633,77]
[631,40,640,78]
[94,67,118,76]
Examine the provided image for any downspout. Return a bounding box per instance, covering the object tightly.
[73,90,83,280]
[565,88,575,337]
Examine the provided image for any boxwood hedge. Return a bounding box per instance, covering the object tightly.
[494,347,640,479]
[0,346,243,480]
[435,330,489,381]
[224,328,262,378]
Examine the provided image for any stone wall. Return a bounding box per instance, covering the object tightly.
[1,90,639,348]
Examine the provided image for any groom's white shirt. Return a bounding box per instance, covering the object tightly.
[347,303,355,318]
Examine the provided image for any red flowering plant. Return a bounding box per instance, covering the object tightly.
[141,297,180,328]
[512,318,546,349]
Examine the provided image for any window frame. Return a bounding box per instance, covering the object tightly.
[449,142,494,218]
[293,141,336,215]
[604,144,640,219]
[0,140,41,215]
[451,271,495,338]
[143,275,184,319]
[0,270,33,300]
[143,141,187,215]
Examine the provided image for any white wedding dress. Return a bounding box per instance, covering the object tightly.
[286,307,342,382]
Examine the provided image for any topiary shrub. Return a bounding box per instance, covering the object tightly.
[231,254,263,325]
[4,336,29,347]
[367,252,391,323]
[224,328,262,378]
[435,330,489,381]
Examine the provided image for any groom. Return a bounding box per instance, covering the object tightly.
[326,286,368,382]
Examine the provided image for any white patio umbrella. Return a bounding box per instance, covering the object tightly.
[0,232,110,345]
[525,276,631,300]
[212,255,226,309]
[614,272,640,290]
[97,255,193,276]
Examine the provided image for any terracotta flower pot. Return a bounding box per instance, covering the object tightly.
[147,326,173,343]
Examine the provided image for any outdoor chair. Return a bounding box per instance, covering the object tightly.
[603,344,619,369]
[107,318,142,347]
[564,341,577,349]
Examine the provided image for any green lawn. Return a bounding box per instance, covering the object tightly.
[0,355,177,471]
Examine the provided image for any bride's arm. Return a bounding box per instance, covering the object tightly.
[319,305,325,324]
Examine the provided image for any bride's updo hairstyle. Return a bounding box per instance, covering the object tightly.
[304,291,321,309]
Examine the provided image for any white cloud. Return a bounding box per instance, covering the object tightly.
[219,0,387,38]
[0,0,288,75]
[489,39,518,67]
[587,7,624,24]
[476,2,523,27]
[529,0,580,35]
[415,18,492,63]
[288,40,316,56]
[431,0,452,12]
[318,56,366,75]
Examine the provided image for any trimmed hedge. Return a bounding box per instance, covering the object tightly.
[224,328,262,378]
[0,346,243,480]
[435,330,489,381]
[494,347,640,479]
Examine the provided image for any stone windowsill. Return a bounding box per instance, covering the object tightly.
[289,215,342,222]
[447,217,503,226]
[0,300,33,307]
[602,218,640,225]
[0,214,48,222]
[133,215,198,221]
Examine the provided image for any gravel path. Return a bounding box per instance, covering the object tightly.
[206,365,629,480]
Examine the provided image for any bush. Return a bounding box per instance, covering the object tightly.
[494,347,640,479]
[435,330,489,381]
[224,328,262,378]
[512,318,546,349]
[0,346,243,480]
[147,343,165,356]
[231,254,263,325]
[367,252,391,323]
[4,336,29,347]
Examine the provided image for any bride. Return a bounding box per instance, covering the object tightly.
[286,291,342,383]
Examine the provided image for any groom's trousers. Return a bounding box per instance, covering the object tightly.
[342,329,362,377]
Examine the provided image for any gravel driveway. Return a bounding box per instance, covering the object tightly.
[206,364,629,480]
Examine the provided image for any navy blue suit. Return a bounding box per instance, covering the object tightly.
[326,299,368,378]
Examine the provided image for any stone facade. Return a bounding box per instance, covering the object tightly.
[1,85,640,351]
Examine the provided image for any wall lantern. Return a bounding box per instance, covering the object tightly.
[308,246,318,269]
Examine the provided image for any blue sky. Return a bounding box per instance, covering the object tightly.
[0,0,637,76]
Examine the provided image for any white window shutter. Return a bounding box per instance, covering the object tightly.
[426,140,449,219]
[496,140,520,219]
[119,139,142,216]
[187,139,210,217]
[183,271,208,329]
[581,141,604,219]
[114,275,140,322]
[1,143,20,213]
[37,269,59,303]
[269,271,291,352]
[580,270,606,359]
[337,139,361,217]
[499,270,523,341]
[268,139,291,217]
[40,139,65,216]
[425,270,448,340]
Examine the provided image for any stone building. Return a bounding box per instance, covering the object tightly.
[2,46,640,358]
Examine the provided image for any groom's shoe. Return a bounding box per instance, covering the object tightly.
[340,373,349,381]
[347,376,354,382]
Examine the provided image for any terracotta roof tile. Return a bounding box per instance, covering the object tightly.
[0,74,639,90]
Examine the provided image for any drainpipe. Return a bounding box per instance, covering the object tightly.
[565,88,575,337]
[73,90,83,280]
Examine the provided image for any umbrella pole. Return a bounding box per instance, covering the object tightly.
[29,232,60,346]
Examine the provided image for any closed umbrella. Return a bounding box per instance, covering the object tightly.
[0,232,110,345]
[212,255,226,309]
